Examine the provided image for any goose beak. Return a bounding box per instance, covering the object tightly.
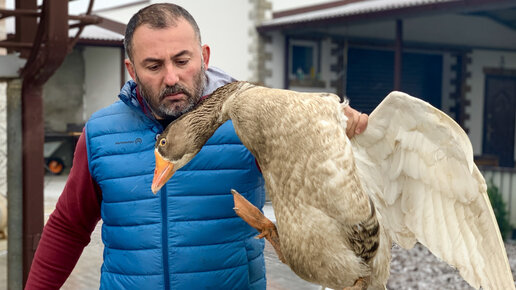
[151,150,175,194]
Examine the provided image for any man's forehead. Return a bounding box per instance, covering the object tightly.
[134,18,195,40]
[131,21,198,61]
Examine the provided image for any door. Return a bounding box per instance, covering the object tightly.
[483,74,516,167]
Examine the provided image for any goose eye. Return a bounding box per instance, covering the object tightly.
[159,138,167,147]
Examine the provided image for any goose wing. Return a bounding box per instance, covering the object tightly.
[350,91,514,289]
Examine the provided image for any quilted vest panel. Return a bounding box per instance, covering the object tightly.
[85,100,266,290]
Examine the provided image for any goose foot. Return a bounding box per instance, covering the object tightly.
[231,189,286,263]
[343,277,368,290]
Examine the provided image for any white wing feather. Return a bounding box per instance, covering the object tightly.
[351,91,514,289]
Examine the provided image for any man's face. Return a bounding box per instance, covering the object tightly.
[126,19,210,119]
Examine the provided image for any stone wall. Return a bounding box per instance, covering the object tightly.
[249,0,272,84]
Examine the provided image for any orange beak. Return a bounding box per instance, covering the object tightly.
[151,150,176,194]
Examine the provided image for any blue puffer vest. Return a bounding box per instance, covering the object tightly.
[85,78,266,289]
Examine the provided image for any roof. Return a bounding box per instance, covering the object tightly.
[73,15,125,45]
[259,0,516,32]
[4,14,125,46]
[71,24,123,45]
[3,1,131,46]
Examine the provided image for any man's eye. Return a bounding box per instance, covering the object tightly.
[176,59,189,66]
[147,64,160,71]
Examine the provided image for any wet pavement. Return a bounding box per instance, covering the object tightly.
[0,175,320,290]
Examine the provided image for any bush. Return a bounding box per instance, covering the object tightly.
[487,181,512,240]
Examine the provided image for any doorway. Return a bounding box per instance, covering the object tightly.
[483,72,516,167]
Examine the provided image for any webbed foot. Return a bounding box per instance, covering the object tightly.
[343,277,369,290]
[231,189,285,263]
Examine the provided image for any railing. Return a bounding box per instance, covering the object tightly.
[479,166,516,227]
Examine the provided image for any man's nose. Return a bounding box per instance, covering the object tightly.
[164,64,179,86]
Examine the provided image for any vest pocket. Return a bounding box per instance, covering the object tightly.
[244,237,266,286]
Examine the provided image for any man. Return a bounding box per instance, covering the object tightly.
[26,3,367,289]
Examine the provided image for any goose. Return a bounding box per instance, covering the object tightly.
[151,81,515,289]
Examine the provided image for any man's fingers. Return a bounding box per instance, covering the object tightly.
[346,111,359,137]
[355,113,369,134]
[343,105,369,138]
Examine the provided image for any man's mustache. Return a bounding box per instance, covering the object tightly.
[159,85,191,101]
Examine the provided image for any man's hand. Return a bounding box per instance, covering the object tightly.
[343,105,368,138]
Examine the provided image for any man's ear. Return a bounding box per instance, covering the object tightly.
[125,59,136,81]
[202,45,210,70]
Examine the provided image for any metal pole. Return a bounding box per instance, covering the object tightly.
[20,1,68,284]
[14,0,37,59]
[7,78,23,290]
[21,80,44,285]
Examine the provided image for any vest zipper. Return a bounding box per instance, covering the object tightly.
[161,187,170,290]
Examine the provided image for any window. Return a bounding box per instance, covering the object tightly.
[289,40,323,87]
[292,45,314,77]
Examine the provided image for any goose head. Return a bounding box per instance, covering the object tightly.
[150,83,244,193]
[151,118,204,194]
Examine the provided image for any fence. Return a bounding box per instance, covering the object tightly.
[479,166,516,230]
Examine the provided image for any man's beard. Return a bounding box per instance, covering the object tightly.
[136,64,206,120]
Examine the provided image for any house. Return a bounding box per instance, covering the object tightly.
[256,0,516,226]
[258,0,516,167]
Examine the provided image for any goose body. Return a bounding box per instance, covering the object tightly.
[152,81,514,289]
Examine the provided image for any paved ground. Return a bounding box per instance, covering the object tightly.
[1,175,515,289]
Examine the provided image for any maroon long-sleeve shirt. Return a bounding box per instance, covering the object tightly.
[25,132,102,289]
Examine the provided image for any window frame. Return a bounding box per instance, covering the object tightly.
[288,39,320,81]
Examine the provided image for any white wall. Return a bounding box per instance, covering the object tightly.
[43,49,85,132]
[271,0,328,12]
[83,46,123,120]
[320,38,337,94]
[466,49,516,155]
[164,0,253,81]
[98,1,257,82]
[265,31,284,88]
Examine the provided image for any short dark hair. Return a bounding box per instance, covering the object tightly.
[124,3,202,61]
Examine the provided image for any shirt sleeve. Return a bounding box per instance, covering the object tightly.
[25,131,102,290]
